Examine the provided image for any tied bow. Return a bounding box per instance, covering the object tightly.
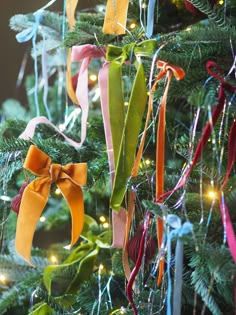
[106,40,158,211]
[15,145,87,265]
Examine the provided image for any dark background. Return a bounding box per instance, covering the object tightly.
[0,0,96,106]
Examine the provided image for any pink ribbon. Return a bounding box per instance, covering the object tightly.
[19,116,83,148]
[220,120,236,263]
[71,44,106,145]
[98,62,127,248]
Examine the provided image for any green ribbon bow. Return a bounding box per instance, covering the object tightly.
[107,40,157,211]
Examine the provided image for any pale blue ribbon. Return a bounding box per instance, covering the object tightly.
[16,13,42,117]
[166,214,192,315]
[146,0,156,38]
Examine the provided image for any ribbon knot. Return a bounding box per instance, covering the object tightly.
[15,145,87,265]
[49,164,62,183]
[106,40,158,64]
[156,60,185,81]
[69,44,105,146]
[166,215,192,315]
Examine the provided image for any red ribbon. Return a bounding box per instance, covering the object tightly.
[157,61,236,263]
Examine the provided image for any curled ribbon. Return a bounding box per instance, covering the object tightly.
[103,0,129,34]
[107,39,158,211]
[71,45,106,146]
[156,61,236,264]
[15,145,87,265]
[166,215,192,315]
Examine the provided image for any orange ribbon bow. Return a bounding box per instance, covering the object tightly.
[15,145,87,265]
[125,61,185,285]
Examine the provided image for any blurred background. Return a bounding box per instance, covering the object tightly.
[0,0,96,105]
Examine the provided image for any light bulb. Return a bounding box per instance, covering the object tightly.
[207,190,217,200]
[55,188,61,195]
[99,215,106,223]
[39,216,46,222]
[103,222,109,229]
[0,274,7,284]
[49,255,58,264]
[89,74,97,82]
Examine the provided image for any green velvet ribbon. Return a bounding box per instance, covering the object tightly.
[107,40,157,211]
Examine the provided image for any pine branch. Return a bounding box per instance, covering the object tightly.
[186,0,233,29]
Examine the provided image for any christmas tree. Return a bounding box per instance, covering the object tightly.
[0,0,236,314]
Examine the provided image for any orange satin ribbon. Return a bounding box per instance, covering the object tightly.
[15,145,87,265]
[66,0,79,104]
[131,61,185,286]
[103,0,129,34]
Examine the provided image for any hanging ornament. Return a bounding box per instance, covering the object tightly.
[127,224,156,264]
[11,181,29,215]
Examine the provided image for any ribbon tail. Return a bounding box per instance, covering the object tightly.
[66,0,79,30]
[108,62,125,167]
[57,181,84,249]
[173,239,184,315]
[75,58,89,146]
[15,179,50,265]
[67,48,79,105]
[146,0,156,38]
[110,62,147,210]
[99,63,127,248]
[103,0,129,34]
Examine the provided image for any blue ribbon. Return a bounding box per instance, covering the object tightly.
[16,13,42,43]
[16,12,43,117]
[166,214,192,315]
[146,0,156,38]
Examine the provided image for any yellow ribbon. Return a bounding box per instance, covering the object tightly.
[103,0,129,34]
[66,0,79,29]
[66,0,80,104]
[15,145,87,265]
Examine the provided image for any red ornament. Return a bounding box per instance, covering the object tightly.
[184,0,218,14]
[127,225,156,264]
[11,181,29,215]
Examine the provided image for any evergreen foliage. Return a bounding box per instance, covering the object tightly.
[0,0,236,314]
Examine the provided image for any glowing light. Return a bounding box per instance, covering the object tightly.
[49,255,58,264]
[89,74,97,82]
[185,27,191,32]
[0,195,11,201]
[219,0,224,4]
[124,101,129,106]
[99,215,106,223]
[142,3,147,9]
[55,188,61,195]
[207,190,217,200]
[99,264,104,271]
[39,216,46,222]
[103,222,109,229]
[145,159,151,166]
[0,274,7,284]
[129,22,137,30]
